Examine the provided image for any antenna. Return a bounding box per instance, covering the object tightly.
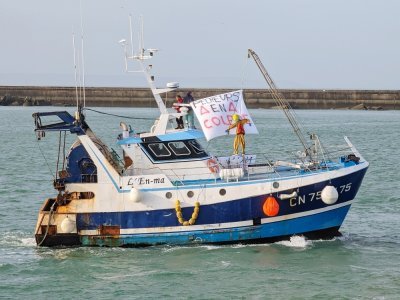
[129,14,134,58]
[139,15,144,57]
[72,33,79,111]
[77,51,82,104]
[79,0,86,108]
[118,15,172,115]
[119,39,129,71]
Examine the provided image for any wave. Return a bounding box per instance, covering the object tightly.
[0,231,36,248]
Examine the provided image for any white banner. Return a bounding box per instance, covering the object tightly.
[190,90,258,141]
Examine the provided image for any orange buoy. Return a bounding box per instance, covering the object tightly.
[263,196,279,217]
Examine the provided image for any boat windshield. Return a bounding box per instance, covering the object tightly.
[141,139,208,162]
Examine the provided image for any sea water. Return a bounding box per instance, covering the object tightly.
[0,107,399,299]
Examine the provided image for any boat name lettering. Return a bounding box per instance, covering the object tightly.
[128,177,165,186]
[289,183,352,207]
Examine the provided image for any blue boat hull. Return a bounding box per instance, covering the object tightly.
[35,205,348,247]
[35,165,367,247]
[79,204,349,247]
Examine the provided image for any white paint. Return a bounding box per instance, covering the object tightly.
[219,168,244,181]
[321,185,339,205]
[60,216,76,234]
[279,191,297,200]
[129,188,141,202]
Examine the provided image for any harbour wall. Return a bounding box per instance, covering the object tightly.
[1,86,399,109]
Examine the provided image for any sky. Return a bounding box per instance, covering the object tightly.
[0,0,399,89]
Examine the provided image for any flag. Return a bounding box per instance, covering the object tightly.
[190,90,258,141]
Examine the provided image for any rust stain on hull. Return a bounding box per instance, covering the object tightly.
[98,225,121,236]
[40,225,57,235]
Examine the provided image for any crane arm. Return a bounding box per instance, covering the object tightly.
[247,49,311,158]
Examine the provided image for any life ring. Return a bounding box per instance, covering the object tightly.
[207,158,220,174]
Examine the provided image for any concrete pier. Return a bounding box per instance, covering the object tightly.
[1,86,399,109]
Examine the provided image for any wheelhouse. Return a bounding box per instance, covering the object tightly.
[140,139,209,163]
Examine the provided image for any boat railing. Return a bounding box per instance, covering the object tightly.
[213,146,354,179]
[290,143,356,171]
[85,129,125,175]
[125,144,356,186]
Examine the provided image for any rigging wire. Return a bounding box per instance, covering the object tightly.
[72,33,80,110]
[79,0,86,108]
[35,139,56,180]
[83,107,155,120]
[56,131,62,180]
[62,131,67,171]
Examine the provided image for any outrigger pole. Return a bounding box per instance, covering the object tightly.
[248,49,311,158]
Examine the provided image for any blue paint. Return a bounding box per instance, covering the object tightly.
[76,167,367,231]
[117,137,143,145]
[156,130,205,141]
[80,205,350,246]
[61,144,97,184]
[33,111,85,135]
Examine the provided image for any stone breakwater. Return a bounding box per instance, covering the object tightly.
[1,86,399,109]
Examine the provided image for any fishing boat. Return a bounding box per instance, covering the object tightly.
[32,43,368,247]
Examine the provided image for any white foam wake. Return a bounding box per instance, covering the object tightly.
[0,231,36,247]
[276,235,312,248]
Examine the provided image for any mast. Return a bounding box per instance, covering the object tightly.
[119,17,169,115]
[248,49,310,157]
[118,16,180,134]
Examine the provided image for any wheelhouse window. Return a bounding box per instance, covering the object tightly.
[141,139,209,162]
[188,140,205,154]
[148,143,171,157]
[168,142,191,156]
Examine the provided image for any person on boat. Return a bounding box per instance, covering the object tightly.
[226,113,250,155]
[183,91,195,129]
[173,95,184,129]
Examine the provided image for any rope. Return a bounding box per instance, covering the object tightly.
[83,108,155,120]
[37,201,56,246]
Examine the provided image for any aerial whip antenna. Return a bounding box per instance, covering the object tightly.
[129,14,134,57]
[79,0,86,108]
[72,33,79,111]
[139,15,144,57]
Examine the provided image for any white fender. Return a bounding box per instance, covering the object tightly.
[130,188,141,202]
[321,185,339,205]
[279,191,298,200]
[60,216,76,233]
